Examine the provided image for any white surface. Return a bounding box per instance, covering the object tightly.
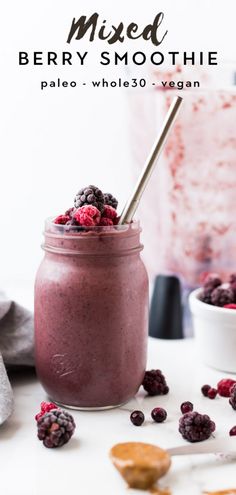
[190,288,236,373]
[1,338,236,495]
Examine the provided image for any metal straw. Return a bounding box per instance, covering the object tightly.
[119,95,183,225]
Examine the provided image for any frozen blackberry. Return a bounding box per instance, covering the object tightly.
[179,411,215,443]
[200,288,213,305]
[37,409,76,448]
[211,285,234,307]
[229,383,236,411]
[104,193,118,210]
[203,273,222,291]
[142,369,169,396]
[74,185,105,213]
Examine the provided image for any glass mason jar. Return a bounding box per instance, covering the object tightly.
[34,220,148,410]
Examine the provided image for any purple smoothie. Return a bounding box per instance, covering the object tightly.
[34,221,148,409]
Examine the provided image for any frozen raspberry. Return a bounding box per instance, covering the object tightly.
[229,383,236,410]
[207,388,218,399]
[54,214,70,225]
[104,193,118,210]
[179,411,215,442]
[102,205,117,220]
[180,401,194,414]
[130,410,145,426]
[229,426,236,436]
[151,407,167,423]
[99,217,113,226]
[35,401,58,421]
[217,378,236,397]
[211,284,234,307]
[37,409,76,448]
[74,185,104,213]
[73,205,101,227]
[142,369,169,396]
[201,384,211,397]
[224,303,236,309]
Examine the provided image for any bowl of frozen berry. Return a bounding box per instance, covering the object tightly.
[189,273,236,373]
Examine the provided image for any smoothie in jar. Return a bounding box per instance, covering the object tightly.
[34,192,149,409]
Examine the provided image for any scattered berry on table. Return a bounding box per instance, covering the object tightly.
[74,185,105,213]
[207,388,218,400]
[142,369,169,396]
[73,205,101,227]
[223,303,236,309]
[179,411,215,443]
[217,378,236,397]
[130,410,145,426]
[211,285,235,307]
[229,384,236,410]
[229,426,236,436]
[201,384,211,397]
[37,409,76,448]
[104,193,118,210]
[180,401,194,414]
[151,407,167,423]
[35,401,58,421]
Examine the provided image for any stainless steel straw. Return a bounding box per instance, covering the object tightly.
[119,95,183,225]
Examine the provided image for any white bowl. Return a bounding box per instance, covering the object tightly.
[189,288,236,373]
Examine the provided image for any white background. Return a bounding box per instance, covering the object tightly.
[0,0,235,304]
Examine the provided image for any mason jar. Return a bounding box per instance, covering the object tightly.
[34,220,148,410]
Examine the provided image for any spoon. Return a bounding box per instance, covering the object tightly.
[167,437,236,456]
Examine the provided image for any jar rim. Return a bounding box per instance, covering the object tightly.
[45,217,140,235]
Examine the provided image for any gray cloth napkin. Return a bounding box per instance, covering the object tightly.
[0,291,34,425]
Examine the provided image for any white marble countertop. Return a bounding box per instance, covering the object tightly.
[1,338,236,495]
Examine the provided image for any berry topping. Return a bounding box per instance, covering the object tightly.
[211,285,235,307]
[179,411,215,443]
[130,410,145,426]
[201,384,211,397]
[217,378,236,397]
[65,207,75,218]
[102,205,117,220]
[74,185,105,213]
[151,407,167,423]
[73,205,101,227]
[223,303,236,309]
[104,193,118,210]
[35,401,58,421]
[229,426,236,436]
[37,409,76,448]
[99,217,114,226]
[207,388,218,400]
[229,383,236,410]
[180,401,194,414]
[142,369,169,396]
[54,214,70,225]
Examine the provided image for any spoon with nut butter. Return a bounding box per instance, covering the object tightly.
[110,439,236,490]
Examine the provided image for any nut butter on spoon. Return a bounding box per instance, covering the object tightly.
[110,442,171,490]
